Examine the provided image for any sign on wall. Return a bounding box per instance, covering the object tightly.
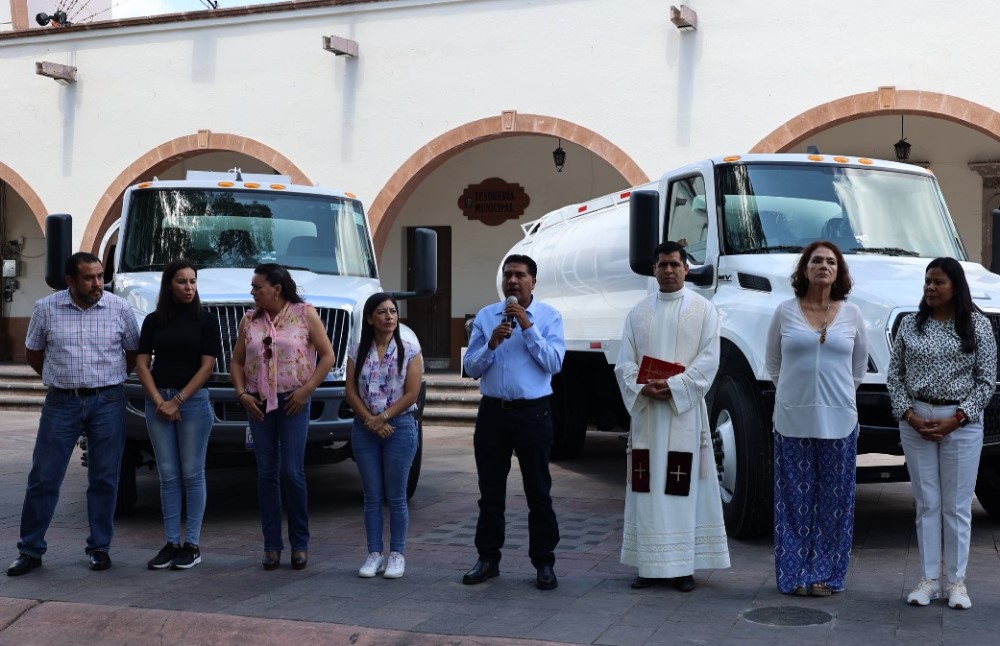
[457,178,530,226]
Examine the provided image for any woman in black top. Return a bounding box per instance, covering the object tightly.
[136,260,220,570]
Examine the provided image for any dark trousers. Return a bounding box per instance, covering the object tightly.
[473,398,559,569]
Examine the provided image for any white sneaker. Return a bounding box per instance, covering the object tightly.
[946,579,972,609]
[383,551,405,579]
[358,552,384,578]
[907,579,940,606]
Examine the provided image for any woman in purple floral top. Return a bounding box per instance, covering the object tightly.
[345,293,423,579]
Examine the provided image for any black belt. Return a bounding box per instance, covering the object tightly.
[915,396,960,406]
[482,395,549,410]
[50,384,120,397]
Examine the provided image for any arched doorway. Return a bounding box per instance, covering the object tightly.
[368,112,649,368]
[0,163,48,360]
[751,88,1000,265]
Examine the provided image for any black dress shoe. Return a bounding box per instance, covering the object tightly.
[631,576,669,589]
[262,550,281,571]
[536,564,558,590]
[89,551,112,571]
[7,554,41,576]
[674,575,695,592]
[462,559,499,585]
[291,550,308,570]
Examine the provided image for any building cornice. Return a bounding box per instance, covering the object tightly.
[0,0,380,41]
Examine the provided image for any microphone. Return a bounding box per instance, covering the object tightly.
[503,295,518,338]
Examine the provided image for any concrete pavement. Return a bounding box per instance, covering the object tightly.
[1,410,999,645]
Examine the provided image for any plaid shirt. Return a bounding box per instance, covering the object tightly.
[25,289,141,389]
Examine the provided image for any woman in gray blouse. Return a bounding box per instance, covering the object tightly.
[888,257,996,610]
[766,241,868,597]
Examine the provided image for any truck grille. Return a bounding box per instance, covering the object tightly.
[204,304,350,382]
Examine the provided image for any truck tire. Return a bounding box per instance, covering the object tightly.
[710,373,773,538]
[550,371,587,459]
[406,416,423,499]
[115,439,140,516]
[975,455,1000,518]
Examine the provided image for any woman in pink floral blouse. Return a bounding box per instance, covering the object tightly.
[345,292,423,579]
[230,264,335,572]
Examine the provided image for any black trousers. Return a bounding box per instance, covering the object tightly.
[473,397,560,569]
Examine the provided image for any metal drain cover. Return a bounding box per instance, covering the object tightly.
[743,606,833,626]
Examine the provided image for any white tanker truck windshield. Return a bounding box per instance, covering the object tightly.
[710,163,962,260]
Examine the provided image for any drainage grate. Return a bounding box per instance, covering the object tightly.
[742,607,833,626]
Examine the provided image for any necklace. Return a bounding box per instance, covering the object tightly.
[817,300,832,344]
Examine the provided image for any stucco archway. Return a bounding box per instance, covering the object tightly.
[751,88,1000,153]
[368,113,649,255]
[0,162,48,234]
[81,132,311,254]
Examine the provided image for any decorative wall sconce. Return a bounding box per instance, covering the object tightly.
[35,61,77,85]
[552,139,566,172]
[670,5,698,31]
[322,36,359,57]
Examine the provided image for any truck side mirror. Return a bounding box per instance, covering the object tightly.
[629,190,660,277]
[45,214,72,290]
[392,227,438,299]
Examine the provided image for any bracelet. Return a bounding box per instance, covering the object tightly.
[903,409,913,423]
[382,411,389,422]
[175,392,186,405]
[237,390,247,399]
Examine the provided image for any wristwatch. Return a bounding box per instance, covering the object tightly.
[954,409,969,427]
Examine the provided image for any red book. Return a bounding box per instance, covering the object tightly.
[637,355,685,384]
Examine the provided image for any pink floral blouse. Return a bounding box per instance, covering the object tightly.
[350,338,421,416]
[242,302,318,412]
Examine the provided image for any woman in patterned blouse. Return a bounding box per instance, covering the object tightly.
[888,257,997,609]
[345,293,423,579]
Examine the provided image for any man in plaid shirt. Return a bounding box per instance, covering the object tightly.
[7,252,140,576]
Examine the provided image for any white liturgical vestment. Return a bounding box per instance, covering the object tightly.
[615,289,731,578]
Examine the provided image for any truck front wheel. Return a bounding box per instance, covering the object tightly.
[974,454,1000,518]
[710,374,773,538]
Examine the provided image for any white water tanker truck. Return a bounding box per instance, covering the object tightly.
[503,153,1000,537]
[45,170,436,513]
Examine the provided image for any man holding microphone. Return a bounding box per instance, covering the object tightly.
[462,254,566,590]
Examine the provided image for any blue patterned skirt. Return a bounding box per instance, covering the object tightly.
[773,427,858,594]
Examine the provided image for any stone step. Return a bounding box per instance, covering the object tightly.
[0,365,484,422]
[0,363,41,382]
[0,383,47,395]
[0,363,44,412]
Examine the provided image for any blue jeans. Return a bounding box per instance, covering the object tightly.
[251,393,310,552]
[145,388,213,546]
[351,413,418,554]
[18,385,126,558]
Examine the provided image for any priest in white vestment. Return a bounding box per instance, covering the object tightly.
[615,241,730,591]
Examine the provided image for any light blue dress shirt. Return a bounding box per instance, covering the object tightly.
[463,296,565,400]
